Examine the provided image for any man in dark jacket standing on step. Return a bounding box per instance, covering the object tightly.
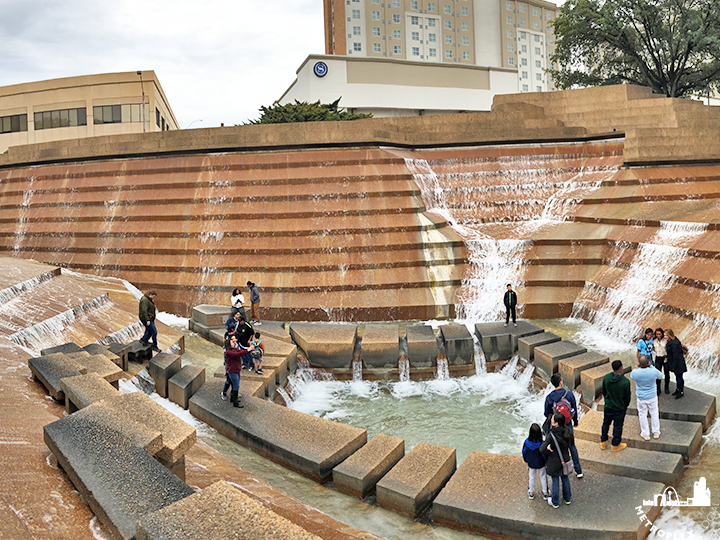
[504,283,517,327]
[600,360,631,452]
[139,290,161,353]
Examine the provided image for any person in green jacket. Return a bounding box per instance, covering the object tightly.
[139,290,161,352]
[600,360,631,451]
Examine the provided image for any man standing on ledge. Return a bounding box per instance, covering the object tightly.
[504,283,517,327]
[600,360,631,451]
[247,281,261,325]
[139,290,161,353]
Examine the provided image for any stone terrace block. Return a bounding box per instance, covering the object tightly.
[127,340,152,363]
[60,373,119,413]
[82,343,110,356]
[534,341,586,381]
[168,365,206,410]
[362,324,399,368]
[192,304,230,328]
[136,481,321,540]
[258,321,292,343]
[44,414,194,540]
[580,360,632,405]
[262,355,289,388]
[433,451,663,540]
[439,324,473,365]
[574,440,684,485]
[149,352,182,398]
[263,335,298,363]
[189,379,366,482]
[558,351,609,390]
[333,433,405,499]
[289,323,357,369]
[41,342,83,356]
[599,382,717,431]
[576,410,702,461]
[405,325,437,368]
[376,442,456,518]
[86,392,197,465]
[28,353,86,401]
[475,321,544,362]
[72,354,124,388]
[108,341,131,371]
[518,332,561,364]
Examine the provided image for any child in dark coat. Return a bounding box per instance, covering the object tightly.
[540,413,573,508]
[522,423,549,501]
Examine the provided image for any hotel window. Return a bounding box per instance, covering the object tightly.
[412,46,420,55]
[428,2,435,11]
[462,51,470,59]
[373,43,382,52]
[519,31,526,38]
[533,7,539,16]
[444,19,451,29]
[507,16,512,24]
[428,18,436,27]
[372,26,380,36]
[393,45,402,53]
[371,0,379,3]
[411,16,419,24]
[353,26,361,35]
[462,36,469,45]
[537,85,542,91]
[353,9,361,18]
[392,0,400,6]
[507,30,513,38]
[534,34,541,42]
[523,84,529,91]
[372,10,380,19]
[548,37,553,44]
[1,114,28,133]
[536,73,542,80]
[522,71,528,78]
[535,60,541,67]
[461,21,468,31]
[521,44,527,52]
[508,43,513,51]
[506,1,512,9]
[429,33,436,42]
[533,21,539,29]
[445,34,452,43]
[521,58,527,65]
[411,0,418,8]
[354,42,362,51]
[519,17,525,26]
[461,7,468,15]
[444,4,451,14]
[429,48,437,56]
[508,56,514,65]
[535,47,540,54]
[393,13,401,23]
[393,29,401,38]
[445,49,453,58]
[412,31,419,40]
[519,3,525,12]
[547,12,552,19]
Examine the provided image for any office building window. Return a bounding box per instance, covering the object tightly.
[508,43,513,51]
[445,49,453,58]
[444,4,451,14]
[1,114,28,133]
[428,2,435,11]
[507,30,513,38]
[372,26,381,36]
[444,19,451,28]
[429,48,437,56]
[156,107,160,126]
[462,36,469,45]
[445,34,452,43]
[394,29,401,38]
[523,84,529,91]
[373,43,382,52]
[412,31,419,40]
[91,104,143,127]
[462,51,470,59]
[354,42,362,51]
[353,9,360,18]
[412,46,420,55]
[522,71,528,79]
[429,33,436,42]
[353,26,361,35]
[508,56,514,65]
[161,117,165,131]
[372,10,380,19]
[35,107,88,130]
[411,0,418,9]
[461,7,468,15]
[393,13,401,23]
[411,15,419,24]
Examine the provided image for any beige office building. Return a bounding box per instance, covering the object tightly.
[323,0,557,92]
[0,71,178,154]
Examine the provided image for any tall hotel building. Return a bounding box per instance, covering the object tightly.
[323,0,558,92]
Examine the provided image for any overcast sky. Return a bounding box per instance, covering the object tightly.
[0,0,562,128]
[0,0,325,128]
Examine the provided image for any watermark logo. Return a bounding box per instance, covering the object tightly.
[643,478,711,508]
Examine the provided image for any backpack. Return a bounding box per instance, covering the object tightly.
[553,390,573,426]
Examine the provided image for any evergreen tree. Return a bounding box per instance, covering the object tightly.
[247,98,372,124]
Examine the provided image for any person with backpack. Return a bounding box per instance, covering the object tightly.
[631,355,663,440]
[250,332,265,374]
[503,283,517,327]
[540,413,573,508]
[600,360,631,451]
[665,329,687,400]
[543,373,583,478]
[522,423,550,501]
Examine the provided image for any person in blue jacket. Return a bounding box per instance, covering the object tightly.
[637,328,654,363]
[522,423,549,501]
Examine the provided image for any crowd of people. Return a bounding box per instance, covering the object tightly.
[523,326,689,508]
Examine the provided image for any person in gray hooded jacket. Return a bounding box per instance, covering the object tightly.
[247,281,261,325]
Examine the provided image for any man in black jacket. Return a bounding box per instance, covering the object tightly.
[504,284,517,327]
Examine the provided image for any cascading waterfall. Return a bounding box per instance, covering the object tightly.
[352,359,363,381]
[436,357,450,380]
[397,359,410,382]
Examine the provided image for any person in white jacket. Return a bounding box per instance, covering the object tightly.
[230,288,246,320]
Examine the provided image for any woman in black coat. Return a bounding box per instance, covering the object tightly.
[665,329,687,399]
[540,413,573,508]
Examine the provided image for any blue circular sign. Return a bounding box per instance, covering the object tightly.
[313,61,329,78]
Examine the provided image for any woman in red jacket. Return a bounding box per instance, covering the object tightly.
[224,334,253,408]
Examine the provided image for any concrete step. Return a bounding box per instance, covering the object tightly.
[576,410,703,461]
[558,351,609,390]
[475,320,544,362]
[534,341,587,381]
[574,439,684,485]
